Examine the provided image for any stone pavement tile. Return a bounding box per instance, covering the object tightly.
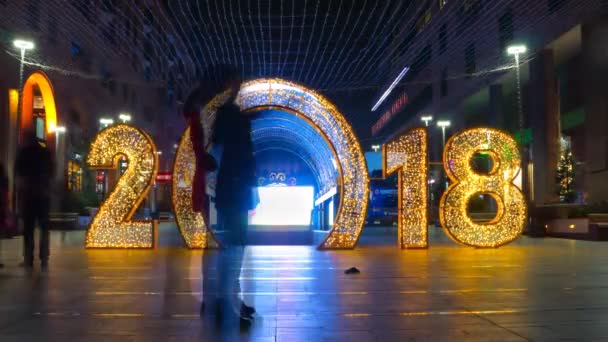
[0,334,138,342]
[277,328,374,342]
[372,327,528,342]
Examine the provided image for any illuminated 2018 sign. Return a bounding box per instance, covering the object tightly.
[85,80,526,250]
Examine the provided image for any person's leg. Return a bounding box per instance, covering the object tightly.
[21,201,35,267]
[38,198,50,267]
[201,248,218,314]
[216,209,237,323]
[232,211,248,313]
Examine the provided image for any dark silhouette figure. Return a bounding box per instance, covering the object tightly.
[0,163,8,268]
[15,131,54,270]
[203,66,257,325]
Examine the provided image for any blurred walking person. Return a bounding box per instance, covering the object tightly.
[0,163,9,268]
[211,65,257,324]
[15,131,54,270]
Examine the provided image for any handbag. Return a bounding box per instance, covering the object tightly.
[0,211,18,239]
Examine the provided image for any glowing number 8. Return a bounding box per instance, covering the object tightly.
[439,128,526,248]
[86,125,158,248]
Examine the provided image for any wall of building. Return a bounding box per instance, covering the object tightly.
[0,1,185,211]
[373,0,608,205]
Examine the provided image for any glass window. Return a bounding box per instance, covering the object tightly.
[68,161,83,192]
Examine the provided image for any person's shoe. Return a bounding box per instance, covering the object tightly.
[19,260,33,269]
[199,301,208,317]
[0,263,4,268]
[240,302,256,317]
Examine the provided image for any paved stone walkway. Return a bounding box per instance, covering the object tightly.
[2,226,608,341]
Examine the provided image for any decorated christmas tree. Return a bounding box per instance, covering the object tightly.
[556,139,575,203]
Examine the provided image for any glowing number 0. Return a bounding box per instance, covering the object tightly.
[86,125,158,248]
[439,128,526,247]
[383,128,428,248]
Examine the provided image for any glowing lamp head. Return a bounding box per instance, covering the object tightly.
[507,45,527,55]
[53,126,67,133]
[13,39,35,50]
[100,118,114,126]
[119,114,132,123]
[371,144,381,152]
[437,120,451,128]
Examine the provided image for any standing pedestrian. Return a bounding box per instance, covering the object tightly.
[15,130,54,270]
[0,163,9,268]
[211,65,257,324]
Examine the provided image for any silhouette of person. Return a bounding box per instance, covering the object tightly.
[0,163,8,268]
[211,65,257,324]
[15,130,54,270]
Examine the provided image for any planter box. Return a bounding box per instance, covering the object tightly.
[546,217,608,241]
[78,216,91,227]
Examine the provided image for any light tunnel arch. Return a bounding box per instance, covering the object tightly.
[173,78,369,249]
[21,71,58,142]
[250,110,339,193]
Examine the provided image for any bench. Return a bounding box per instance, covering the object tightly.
[589,214,608,240]
[49,212,79,230]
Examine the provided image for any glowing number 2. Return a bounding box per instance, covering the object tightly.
[439,128,526,248]
[86,125,158,248]
[383,128,428,248]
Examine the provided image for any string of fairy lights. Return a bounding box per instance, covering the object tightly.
[439,128,526,248]
[383,128,428,249]
[1,0,599,100]
[171,78,368,249]
[86,125,158,248]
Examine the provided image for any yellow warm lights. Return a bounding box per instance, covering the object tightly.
[383,128,428,248]
[86,125,158,248]
[172,91,230,249]
[22,72,57,133]
[173,78,369,249]
[439,128,526,248]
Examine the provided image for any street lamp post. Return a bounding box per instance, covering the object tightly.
[507,44,529,200]
[436,120,451,147]
[13,39,35,93]
[12,40,34,213]
[421,115,433,127]
[53,126,66,154]
[437,120,451,191]
[421,115,433,213]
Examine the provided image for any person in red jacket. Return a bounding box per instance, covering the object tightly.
[183,86,217,222]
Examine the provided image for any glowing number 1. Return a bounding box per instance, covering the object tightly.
[383,128,428,248]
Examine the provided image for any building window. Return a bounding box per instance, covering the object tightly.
[441,68,448,97]
[416,9,432,33]
[48,13,57,43]
[31,86,47,142]
[67,161,83,192]
[26,0,40,31]
[439,24,447,55]
[465,43,476,76]
[548,0,567,13]
[498,8,514,55]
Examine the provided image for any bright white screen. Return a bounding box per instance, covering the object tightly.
[249,186,314,226]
